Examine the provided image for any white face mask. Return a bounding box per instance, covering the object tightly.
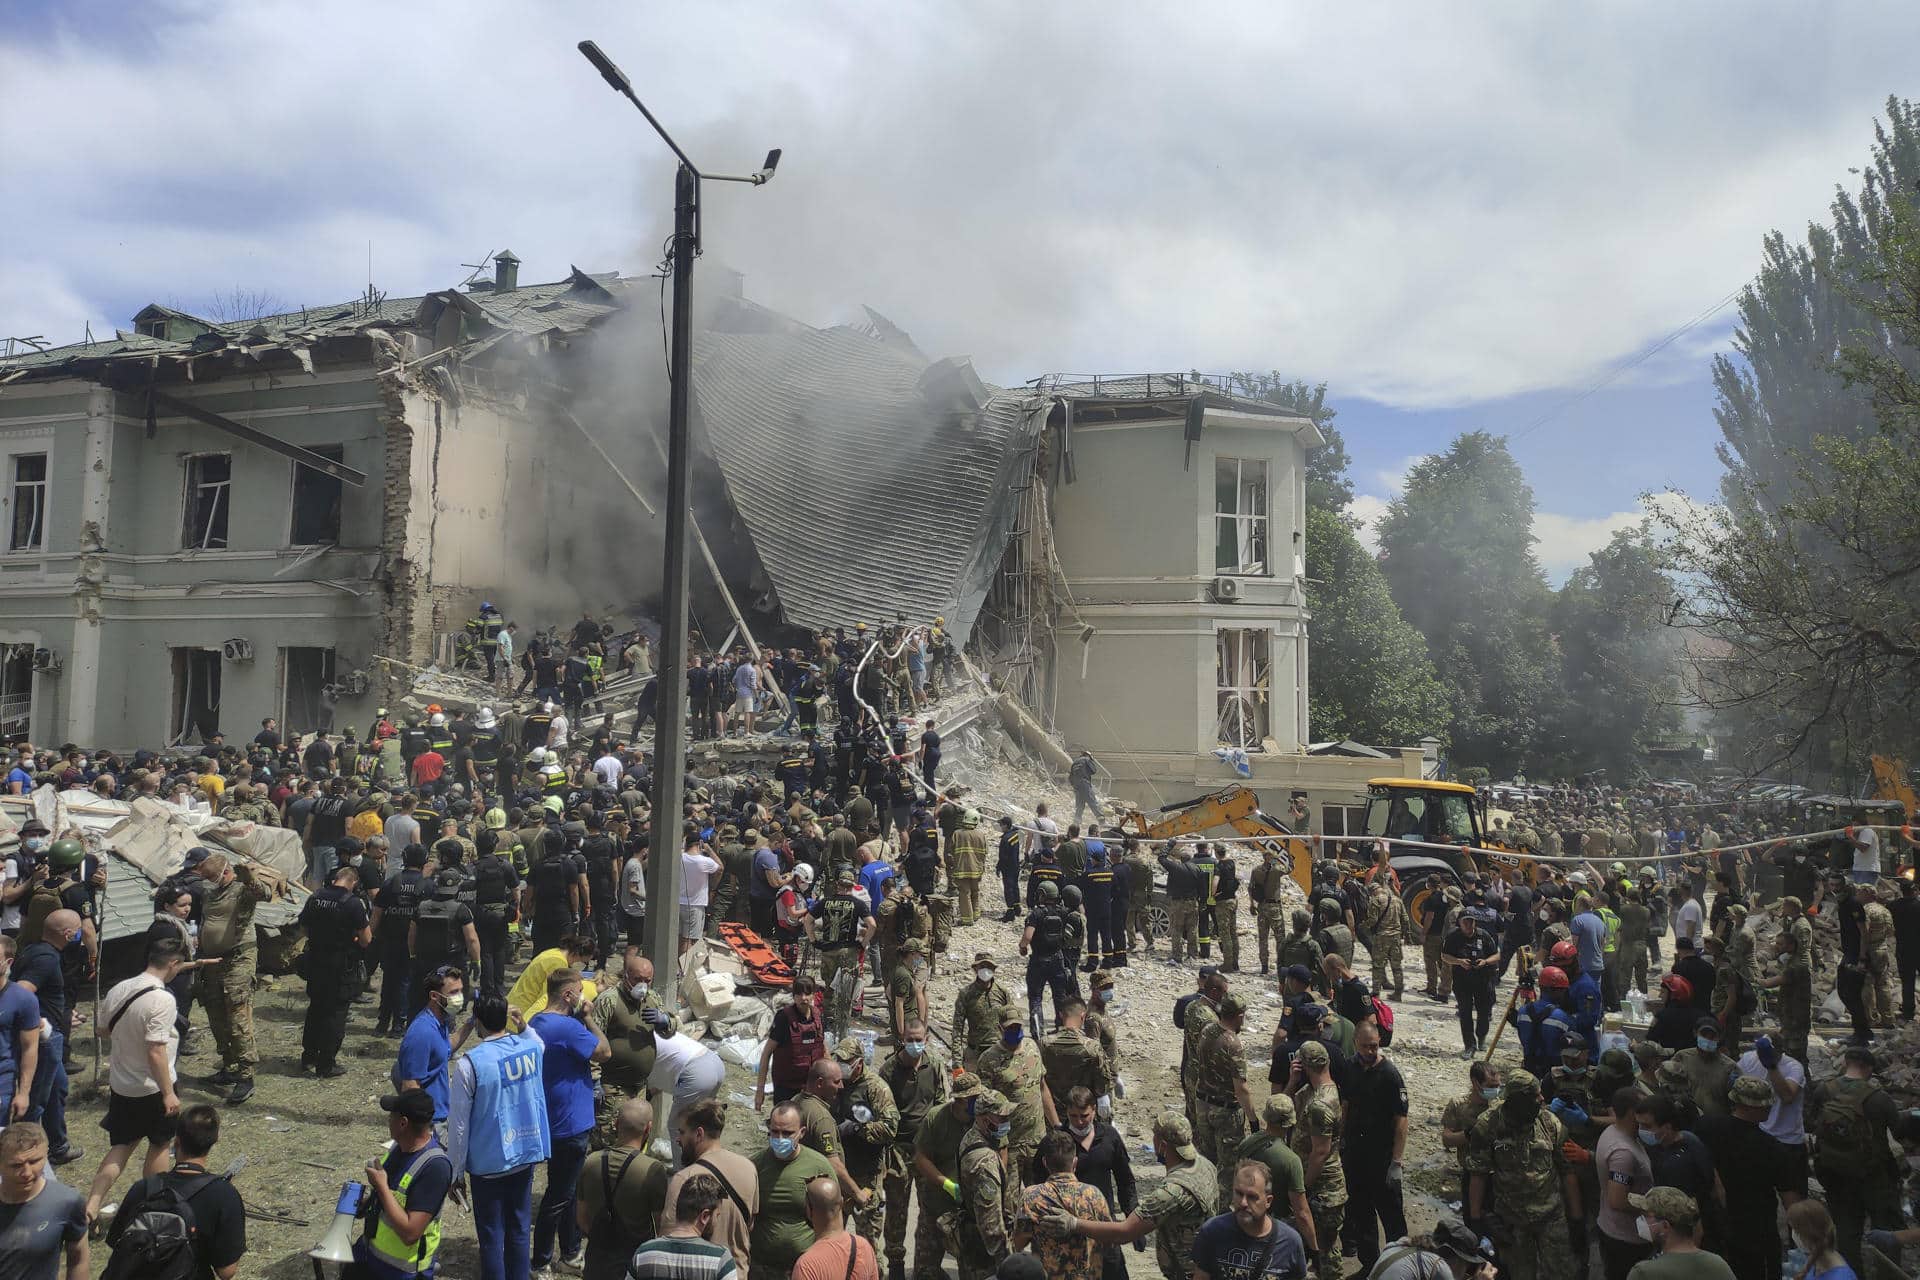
[628,981,650,999]
[975,968,994,984]
[1635,1217,1653,1243]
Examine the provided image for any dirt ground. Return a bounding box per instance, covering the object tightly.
[60,912,1502,1279]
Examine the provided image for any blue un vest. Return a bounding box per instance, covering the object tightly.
[464,1033,550,1175]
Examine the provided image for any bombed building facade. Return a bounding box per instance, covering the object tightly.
[0,255,1414,819]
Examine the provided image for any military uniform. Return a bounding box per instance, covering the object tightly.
[832,1044,901,1250]
[977,1011,1048,1170]
[954,1103,1018,1280]
[913,1076,979,1280]
[1777,952,1813,1062]
[1134,1116,1217,1280]
[1438,1089,1491,1201]
[1251,855,1292,972]
[1191,1011,1250,1205]
[1278,927,1323,980]
[1464,1085,1575,1280]
[1293,1079,1347,1280]
[814,882,868,1039]
[590,982,677,1149]
[1362,882,1405,998]
[887,943,930,1042]
[952,968,1015,1066]
[1180,995,1220,1120]
[1084,986,1120,1082]
[1040,1023,1113,1116]
[1866,895,1896,1026]
[881,1044,949,1273]
[197,867,273,1084]
[1123,849,1158,953]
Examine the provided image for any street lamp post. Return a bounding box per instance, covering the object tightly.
[578,39,780,985]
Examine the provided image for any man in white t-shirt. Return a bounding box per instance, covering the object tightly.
[0,855,19,934]
[619,849,648,952]
[1852,823,1882,884]
[678,835,722,956]
[1673,887,1704,949]
[83,933,188,1222]
[1737,1034,1807,1195]
[592,751,624,789]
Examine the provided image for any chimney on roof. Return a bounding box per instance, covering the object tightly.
[493,250,521,294]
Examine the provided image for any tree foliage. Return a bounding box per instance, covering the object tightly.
[1303,506,1449,745]
[1224,372,1354,511]
[1666,96,1920,779]
[1550,527,1684,776]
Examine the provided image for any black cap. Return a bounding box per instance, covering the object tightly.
[182,846,211,868]
[380,1089,436,1123]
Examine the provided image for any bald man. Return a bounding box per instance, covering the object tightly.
[14,908,85,1163]
[577,1096,672,1278]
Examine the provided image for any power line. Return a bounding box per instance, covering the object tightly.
[1508,286,1744,443]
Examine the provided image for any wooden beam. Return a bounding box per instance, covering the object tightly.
[150,389,368,486]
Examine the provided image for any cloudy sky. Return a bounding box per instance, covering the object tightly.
[4,1,1915,579]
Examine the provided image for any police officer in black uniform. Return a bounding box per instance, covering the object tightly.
[470,830,520,1002]
[996,816,1023,924]
[526,828,582,952]
[298,863,372,1077]
[1021,881,1075,1039]
[372,843,429,1035]
[409,868,477,1018]
[832,717,859,803]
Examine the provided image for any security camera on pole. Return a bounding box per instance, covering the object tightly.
[577,39,781,984]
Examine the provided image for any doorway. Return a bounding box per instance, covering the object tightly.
[282,647,337,736]
[170,648,222,745]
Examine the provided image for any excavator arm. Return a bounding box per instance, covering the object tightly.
[1871,755,1917,821]
[1121,786,1313,895]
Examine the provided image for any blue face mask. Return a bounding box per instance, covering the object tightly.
[1637,1128,1660,1146]
[1002,1027,1023,1048]
[903,1041,926,1058]
[1696,1036,1719,1054]
[990,1120,1011,1141]
[1481,1087,1501,1103]
[768,1135,797,1159]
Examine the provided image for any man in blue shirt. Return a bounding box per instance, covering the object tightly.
[448,996,549,1280]
[527,968,609,1276]
[0,937,43,1122]
[393,966,469,1124]
[749,838,787,938]
[1188,1159,1309,1280]
[359,1089,455,1279]
[856,845,894,908]
[4,753,34,795]
[1570,898,1609,1011]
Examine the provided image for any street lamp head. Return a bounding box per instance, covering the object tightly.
[577,40,632,95]
[756,148,783,183]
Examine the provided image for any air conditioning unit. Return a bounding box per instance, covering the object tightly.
[31,648,61,674]
[1210,576,1242,603]
[341,669,370,697]
[221,638,255,663]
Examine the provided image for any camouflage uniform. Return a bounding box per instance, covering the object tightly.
[912,1074,978,1280]
[1278,927,1323,980]
[1293,1078,1347,1280]
[1251,855,1292,972]
[1439,1088,1490,1201]
[831,1043,901,1250]
[1181,995,1220,1120]
[977,1010,1048,1171]
[952,968,1015,1065]
[1192,1007,1251,1206]
[1866,895,1896,1026]
[589,983,678,1149]
[954,1106,1018,1280]
[1362,882,1405,998]
[1084,994,1119,1082]
[1123,849,1159,952]
[196,868,273,1083]
[881,1044,949,1271]
[1135,1116,1217,1280]
[1777,952,1813,1063]
[1464,1077,1575,1280]
[1040,1023,1113,1116]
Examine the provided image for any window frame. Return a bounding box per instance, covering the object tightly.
[8,452,47,552]
[1213,456,1271,577]
[287,445,346,547]
[182,452,233,550]
[1215,626,1273,752]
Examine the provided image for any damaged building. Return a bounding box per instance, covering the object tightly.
[0,257,1415,826]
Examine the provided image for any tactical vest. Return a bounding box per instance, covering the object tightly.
[1031,906,1066,957]
[773,1007,826,1087]
[817,897,861,950]
[473,858,514,909]
[379,871,426,934]
[413,898,460,965]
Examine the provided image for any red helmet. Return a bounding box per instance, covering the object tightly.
[1537,966,1570,990]
[1659,974,1693,1003]
[1549,941,1578,965]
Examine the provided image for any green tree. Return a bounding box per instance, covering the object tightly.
[1550,527,1684,776]
[1304,506,1449,744]
[1224,372,1353,510]
[1374,432,1556,774]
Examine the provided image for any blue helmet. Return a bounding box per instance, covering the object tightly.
[480,600,495,612]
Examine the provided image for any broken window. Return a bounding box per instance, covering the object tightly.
[170,647,222,744]
[1216,628,1271,750]
[0,644,31,738]
[183,453,231,550]
[289,446,344,545]
[8,454,45,551]
[1214,457,1269,575]
[282,647,337,736]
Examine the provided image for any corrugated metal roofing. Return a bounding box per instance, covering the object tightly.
[96,864,305,945]
[690,325,1038,640]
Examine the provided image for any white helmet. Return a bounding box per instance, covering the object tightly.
[429,712,446,728]
[475,706,496,729]
[528,747,548,766]
[792,862,815,888]
[1567,870,1589,886]
[542,701,555,714]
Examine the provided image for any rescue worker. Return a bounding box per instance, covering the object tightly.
[952,954,1015,1068]
[1039,1112,1217,1280]
[995,816,1023,924]
[1082,829,1116,971]
[881,1019,947,1280]
[1039,997,1114,1120]
[467,601,506,680]
[807,868,875,1041]
[194,853,273,1105]
[1211,844,1241,973]
[1464,1070,1582,1280]
[1516,966,1575,1074]
[1251,846,1292,975]
[1161,842,1205,963]
[469,830,519,1002]
[1021,881,1073,1038]
[1123,840,1158,957]
[298,863,372,1078]
[1811,1045,1908,1271]
[372,842,430,1036]
[977,1005,1052,1175]
[953,1087,1019,1280]
[947,808,990,926]
[911,1071,984,1280]
[1361,876,1407,1000]
[828,1038,899,1251]
[1191,992,1254,1206]
[1191,842,1219,960]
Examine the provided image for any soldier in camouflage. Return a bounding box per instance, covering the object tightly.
[1180,971,1225,1121]
[1465,1069,1581,1280]
[1866,883,1898,1028]
[1122,843,1159,956]
[829,1037,900,1251]
[952,953,1015,1069]
[1278,910,1324,982]
[978,1005,1055,1172]
[1361,879,1406,999]
[1040,998,1114,1118]
[1439,1060,1500,1204]
[881,1019,947,1280]
[911,1071,982,1280]
[1084,971,1120,1086]
[1251,847,1293,974]
[1037,1112,1218,1280]
[1191,993,1256,1206]
[1290,1039,1346,1280]
[589,950,678,1149]
[953,1087,1019,1280]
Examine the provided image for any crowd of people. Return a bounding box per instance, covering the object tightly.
[0,623,1915,1280]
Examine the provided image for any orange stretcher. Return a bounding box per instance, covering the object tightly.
[716,922,796,988]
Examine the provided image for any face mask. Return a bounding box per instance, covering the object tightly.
[1696,1036,1719,1054]
[1635,1217,1653,1243]
[976,969,994,984]
[1505,1098,1540,1126]
[1637,1128,1660,1146]
[1481,1087,1501,1103]
[628,981,650,1000]
[768,1135,797,1159]
[1562,1063,1587,1077]
[1067,1120,1094,1138]
[1002,1027,1023,1048]
[443,992,467,1018]
[1355,1051,1379,1068]
[990,1120,1011,1141]
[23,838,47,854]
[903,1041,926,1059]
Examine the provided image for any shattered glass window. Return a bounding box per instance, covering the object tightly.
[1214,456,1269,575]
[9,454,45,551]
[1216,627,1271,750]
[290,446,344,545]
[183,453,231,550]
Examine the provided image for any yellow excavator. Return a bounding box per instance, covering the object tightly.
[1871,755,1918,820]
[1119,785,1314,892]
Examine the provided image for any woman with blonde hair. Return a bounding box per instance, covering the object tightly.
[1787,1200,1856,1280]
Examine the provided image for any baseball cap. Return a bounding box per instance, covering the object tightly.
[1629,1186,1700,1229]
[1153,1112,1198,1159]
[830,1037,865,1064]
[950,1072,983,1099]
[1296,1040,1330,1069]
[182,846,212,868]
[997,1006,1025,1027]
[1500,1069,1539,1099]
[975,1088,1012,1118]
[380,1090,437,1124]
[1088,970,1113,990]
[1218,994,1247,1018]
[973,952,996,968]
[1284,964,1313,985]
[1261,1094,1296,1127]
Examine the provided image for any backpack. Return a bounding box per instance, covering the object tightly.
[1370,995,1395,1047]
[1814,1078,1881,1169]
[102,1173,214,1280]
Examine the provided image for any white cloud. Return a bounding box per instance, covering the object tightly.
[2,3,1916,410]
[1349,493,1392,555]
[1532,510,1644,580]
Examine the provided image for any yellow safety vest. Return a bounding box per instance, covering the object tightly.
[367,1146,450,1275]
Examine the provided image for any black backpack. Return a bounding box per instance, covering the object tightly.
[103,1174,214,1280]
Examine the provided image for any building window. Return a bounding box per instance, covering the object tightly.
[183,453,231,549]
[290,446,344,545]
[1214,457,1269,575]
[1321,804,1368,838]
[170,647,222,744]
[9,454,46,551]
[282,647,338,735]
[1216,628,1271,750]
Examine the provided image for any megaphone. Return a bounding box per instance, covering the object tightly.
[309,1181,364,1267]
